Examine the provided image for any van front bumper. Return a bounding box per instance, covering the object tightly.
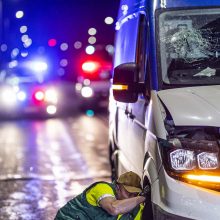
[151,167,220,220]
[152,203,193,220]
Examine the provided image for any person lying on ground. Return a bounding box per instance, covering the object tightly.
[55,171,150,220]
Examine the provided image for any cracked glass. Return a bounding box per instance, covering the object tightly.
[158,8,220,86]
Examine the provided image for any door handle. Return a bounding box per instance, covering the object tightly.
[125,109,129,115]
[128,113,135,120]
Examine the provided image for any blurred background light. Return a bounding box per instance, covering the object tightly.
[88,28,97,35]
[85,45,95,55]
[23,38,32,48]
[46,105,57,115]
[20,26,28,34]
[17,91,27,101]
[60,59,68,67]
[83,79,90,86]
[81,86,93,98]
[1,44,8,52]
[82,61,99,72]
[1,88,17,106]
[105,44,114,55]
[8,60,18,68]
[37,46,45,54]
[74,41,82,49]
[48,39,57,47]
[35,91,44,101]
[75,83,82,91]
[15,10,24,19]
[45,89,58,104]
[57,68,65,76]
[88,36,96,44]
[104,17,114,25]
[28,61,48,72]
[86,109,94,117]
[21,51,28,57]
[11,48,20,58]
[60,43,68,51]
[21,34,29,43]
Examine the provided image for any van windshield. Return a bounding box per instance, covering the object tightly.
[158,8,220,86]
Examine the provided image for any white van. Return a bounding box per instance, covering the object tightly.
[109,0,220,219]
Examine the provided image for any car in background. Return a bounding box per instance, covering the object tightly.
[0,59,59,118]
[75,45,113,110]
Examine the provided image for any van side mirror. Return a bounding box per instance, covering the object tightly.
[112,62,144,103]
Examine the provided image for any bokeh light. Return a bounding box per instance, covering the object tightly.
[85,45,95,55]
[15,11,24,19]
[60,43,68,51]
[21,34,29,43]
[23,38,32,48]
[88,36,96,44]
[11,48,20,58]
[57,68,65,76]
[105,44,114,55]
[48,39,57,47]
[86,109,95,117]
[60,59,68,67]
[20,26,28,34]
[88,28,97,35]
[74,41,82,49]
[104,17,114,24]
[21,51,28,57]
[1,44,7,52]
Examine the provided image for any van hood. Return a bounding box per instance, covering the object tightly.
[158,85,220,126]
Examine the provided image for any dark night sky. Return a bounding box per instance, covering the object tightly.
[4,0,120,46]
[2,0,120,81]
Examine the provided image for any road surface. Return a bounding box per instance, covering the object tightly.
[0,111,111,220]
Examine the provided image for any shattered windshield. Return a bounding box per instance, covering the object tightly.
[158,8,220,86]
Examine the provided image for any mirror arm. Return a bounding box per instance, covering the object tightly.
[128,82,145,93]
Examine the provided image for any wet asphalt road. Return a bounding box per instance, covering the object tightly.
[0,112,111,220]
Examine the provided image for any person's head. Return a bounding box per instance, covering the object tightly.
[115,171,142,200]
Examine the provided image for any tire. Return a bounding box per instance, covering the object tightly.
[109,143,119,182]
[142,176,153,220]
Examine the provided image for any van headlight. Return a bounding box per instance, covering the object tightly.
[170,149,196,170]
[160,138,220,190]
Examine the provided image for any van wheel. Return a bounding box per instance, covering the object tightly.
[142,176,153,220]
[109,143,119,181]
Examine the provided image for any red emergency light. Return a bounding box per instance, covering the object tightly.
[33,90,45,104]
[82,61,100,73]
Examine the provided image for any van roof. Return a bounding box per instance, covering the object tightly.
[117,0,220,21]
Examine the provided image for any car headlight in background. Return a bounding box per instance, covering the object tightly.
[28,61,48,73]
[46,105,57,115]
[81,86,93,98]
[23,59,48,74]
[17,90,27,101]
[45,89,58,104]
[1,87,17,106]
[34,91,45,101]
[159,138,220,190]
[33,88,58,104]
[82,61,100,73]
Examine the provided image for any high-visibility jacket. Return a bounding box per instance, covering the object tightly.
[54,181,143,220]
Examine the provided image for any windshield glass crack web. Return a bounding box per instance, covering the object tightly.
[159,9,220,85]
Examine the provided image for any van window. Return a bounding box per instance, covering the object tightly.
[114,15,139,67]
[158,8,220,86]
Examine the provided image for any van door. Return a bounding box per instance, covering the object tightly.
[116,13,150,176]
